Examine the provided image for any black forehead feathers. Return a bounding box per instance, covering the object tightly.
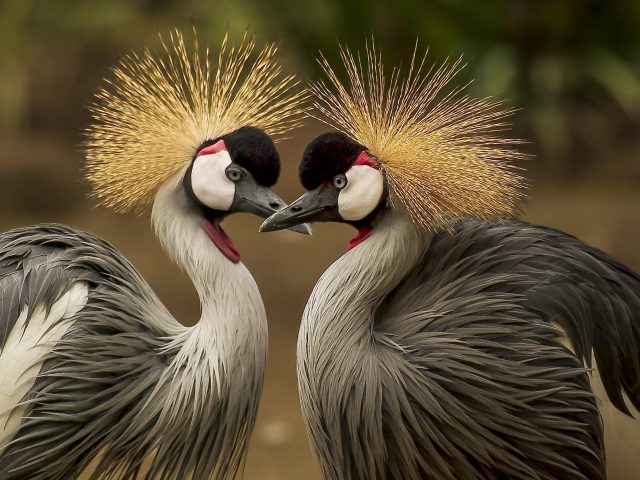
[195,126,280,187]
[299,132,366,190]
[222,126,280,186]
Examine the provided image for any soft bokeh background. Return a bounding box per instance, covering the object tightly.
[1,1,639,478]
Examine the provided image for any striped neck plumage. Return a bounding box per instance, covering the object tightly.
[302,209,431,348]
[145,173,267,479]
[150,172,268,378]
[297,209,430,478]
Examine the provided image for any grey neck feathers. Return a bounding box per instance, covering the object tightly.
[297,208,431,478]
[300,209,430,354]
[151,172,267,357]
[150,171,267,431]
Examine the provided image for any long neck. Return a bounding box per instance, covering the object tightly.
[300,209,431,353]
[151,175,267,387]
[298,208,431,479]
[134,176,267,479]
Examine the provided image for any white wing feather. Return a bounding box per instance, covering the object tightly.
[0,282,88,451]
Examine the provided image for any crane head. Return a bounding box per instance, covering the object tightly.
[262,40,526,238]
[84,29,307,215]
[82,29,309,262]
[183,126,310,262]
[260,131,386,249]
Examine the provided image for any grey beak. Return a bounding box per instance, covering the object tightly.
[260,186,340,232]
[231,180,311,235]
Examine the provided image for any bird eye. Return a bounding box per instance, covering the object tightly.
[225,167,244,183]
[333,174,348,190]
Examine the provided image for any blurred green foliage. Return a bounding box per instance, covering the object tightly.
[0,0,639,172]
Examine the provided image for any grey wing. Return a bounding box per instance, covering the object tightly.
[0,224,173,480]
[372,219,624,480]
[0,224,242,480]
[0,225,101,472]
[509,223,640,414]
[428,219,640,413]
[0,225,99,350]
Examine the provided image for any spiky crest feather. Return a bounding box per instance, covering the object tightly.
[311,41,526,229]
[85,29,307,213]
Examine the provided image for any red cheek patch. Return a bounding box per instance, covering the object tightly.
[197,139,227,157]
[353,151,380,169]
[348,226,373,251]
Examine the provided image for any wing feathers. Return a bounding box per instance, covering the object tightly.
[368,218,640,479]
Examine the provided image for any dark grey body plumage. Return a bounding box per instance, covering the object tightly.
[302,219,640,480]
[0,225,255,480]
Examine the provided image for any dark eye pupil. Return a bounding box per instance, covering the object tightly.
[334,175,346,189]
[227,169,242,182]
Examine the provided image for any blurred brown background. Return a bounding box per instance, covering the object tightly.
[1,0,639,478]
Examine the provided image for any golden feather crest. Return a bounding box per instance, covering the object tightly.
[84,29,307,213]
[311,41,526,230]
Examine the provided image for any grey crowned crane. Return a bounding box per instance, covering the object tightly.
[0,31,307,479]
[261,45,640,479]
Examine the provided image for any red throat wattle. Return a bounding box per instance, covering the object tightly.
[346,152,377,250]
[348,226,373,251]
[202,219,241,263]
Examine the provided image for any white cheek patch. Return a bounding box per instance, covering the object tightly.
[190,150,235,211]
[338,165,384,221]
